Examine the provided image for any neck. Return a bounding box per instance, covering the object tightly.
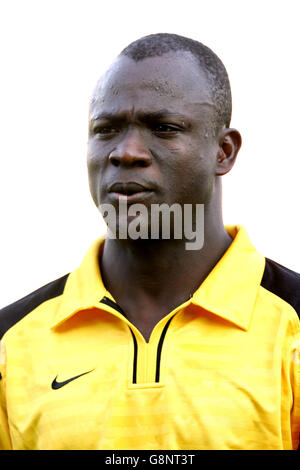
[100,185,232,307]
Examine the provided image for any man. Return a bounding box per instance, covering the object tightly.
[0,33,299,450]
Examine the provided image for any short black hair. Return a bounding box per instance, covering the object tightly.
[120,33,232,133]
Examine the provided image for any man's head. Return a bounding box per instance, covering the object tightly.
[120,33,232,134]
[87,33,241,237]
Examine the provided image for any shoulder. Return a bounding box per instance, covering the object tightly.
[0,273,70,339]
[261,258,300,318]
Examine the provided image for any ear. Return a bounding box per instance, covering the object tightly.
[216,128,242,176]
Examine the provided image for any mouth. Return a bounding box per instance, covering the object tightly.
[107,182,154,202]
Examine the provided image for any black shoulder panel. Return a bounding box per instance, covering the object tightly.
[261,258,300,319]
[0,273,70,339]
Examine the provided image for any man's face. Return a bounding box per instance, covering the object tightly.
[87,51,220,227]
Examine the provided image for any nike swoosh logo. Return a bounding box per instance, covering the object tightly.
[51,369,94,389]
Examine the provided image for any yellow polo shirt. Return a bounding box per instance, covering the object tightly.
[0,226,299,450]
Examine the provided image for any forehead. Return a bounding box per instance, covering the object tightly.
[90,51,213,118]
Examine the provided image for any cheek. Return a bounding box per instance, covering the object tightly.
[87,141,107,205]
[163,148,216,203]
[87,139,105,168]
[87,139,110,188]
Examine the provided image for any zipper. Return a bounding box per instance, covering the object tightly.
[100,296,175,384]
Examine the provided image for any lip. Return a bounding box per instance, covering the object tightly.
[108,190,154,204]
[107,182,154,203]
[108,182,152,194]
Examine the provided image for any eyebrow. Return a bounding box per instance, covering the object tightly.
[89,109,190,122]
[90,101,215,123]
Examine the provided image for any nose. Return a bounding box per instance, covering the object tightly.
[108,128,152,167]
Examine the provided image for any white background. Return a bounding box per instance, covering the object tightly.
[0,0,299,308]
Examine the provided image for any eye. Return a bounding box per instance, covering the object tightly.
[93,125,120,138]
[152,123,180,136]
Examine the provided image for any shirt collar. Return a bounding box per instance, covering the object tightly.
[51,226,265,331]
[51,236,108,328]
[191,225,265,330]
